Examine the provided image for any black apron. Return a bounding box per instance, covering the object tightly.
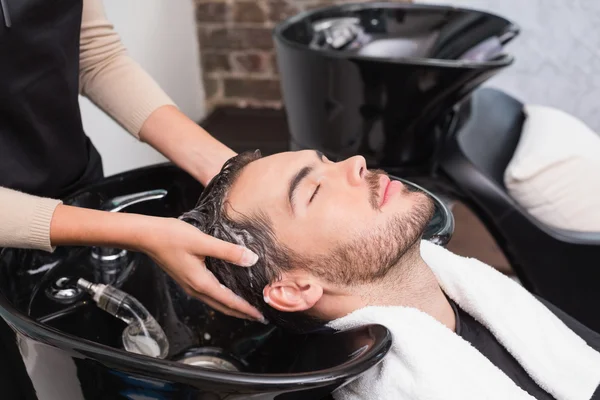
[0,1,103,398]
[0,0,103,199]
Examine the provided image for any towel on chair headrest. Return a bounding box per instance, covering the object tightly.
[328,240,600,400]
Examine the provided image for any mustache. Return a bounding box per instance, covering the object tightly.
[367,169,387,210]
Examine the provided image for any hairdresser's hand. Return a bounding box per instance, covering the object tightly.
[50,204,264,323]
[139,218,265,322]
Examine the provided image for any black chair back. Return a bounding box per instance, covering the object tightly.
[440,88,600,332]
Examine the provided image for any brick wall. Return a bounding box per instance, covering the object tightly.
[195,0,410,111]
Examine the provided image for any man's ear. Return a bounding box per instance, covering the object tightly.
[263,277,323,312]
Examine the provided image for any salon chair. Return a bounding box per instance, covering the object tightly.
[440,87,600,333]
[0,163,453,399]
[274,2,600,333]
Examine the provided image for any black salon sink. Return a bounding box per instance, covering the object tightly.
[274,2,517,177]
[0,163,452,399]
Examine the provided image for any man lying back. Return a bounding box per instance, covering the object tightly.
[180,150,600,400]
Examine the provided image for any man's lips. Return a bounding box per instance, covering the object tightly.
[378,174,402,207]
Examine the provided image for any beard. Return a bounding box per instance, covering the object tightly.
[309,171,435,286]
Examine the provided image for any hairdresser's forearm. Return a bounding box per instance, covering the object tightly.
[139,105,236,186]
[50,204,156,250]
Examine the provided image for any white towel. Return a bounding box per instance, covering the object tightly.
[328,240,600,400]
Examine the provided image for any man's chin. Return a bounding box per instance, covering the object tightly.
[387,189,432,210]
[387,191,435,229]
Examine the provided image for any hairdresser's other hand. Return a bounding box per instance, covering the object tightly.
[138,218,265,322]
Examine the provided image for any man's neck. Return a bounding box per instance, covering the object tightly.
[365,253,456,331]
[315,249,456,331]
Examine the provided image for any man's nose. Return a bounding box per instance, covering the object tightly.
[343,155,367,186]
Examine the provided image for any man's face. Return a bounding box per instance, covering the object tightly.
[226,150,434,284]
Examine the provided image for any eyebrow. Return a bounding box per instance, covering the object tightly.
[287,150,325,215]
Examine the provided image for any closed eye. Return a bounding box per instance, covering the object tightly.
[309,184,321,203]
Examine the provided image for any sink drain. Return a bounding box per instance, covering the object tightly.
[45,277,85,304]
[175,347,243,372]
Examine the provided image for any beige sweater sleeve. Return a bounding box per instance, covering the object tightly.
[79,0,177,136]
[0,188,62,252]
[0,0,178,252]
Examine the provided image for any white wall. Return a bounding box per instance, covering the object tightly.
[418,0,600,133]
[79,0,205,177]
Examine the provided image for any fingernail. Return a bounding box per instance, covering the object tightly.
[259,317,269,325]
[240,248,259,267]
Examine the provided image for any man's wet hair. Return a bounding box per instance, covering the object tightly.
[179,150,325,332]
